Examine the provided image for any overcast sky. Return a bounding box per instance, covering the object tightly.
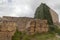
[0,0,60,21]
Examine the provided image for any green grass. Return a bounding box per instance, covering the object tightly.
[34,33,55,40]
[12,31,58,40]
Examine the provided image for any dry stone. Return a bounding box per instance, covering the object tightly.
[0,19,16,40]
[3,16,34,32]
[26,19,48,35]
[49,9,59,24]
[2,16,49,35]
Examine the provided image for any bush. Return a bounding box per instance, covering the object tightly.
[49,25,58,33]
[56,29,60,35]
[12,29,22,40]
[12,29,56,40]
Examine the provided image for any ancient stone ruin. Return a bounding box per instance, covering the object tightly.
[49,8,59,24]
[3,16,34,32]
[26,19,48,35]
[0,3,59,40]
[0,17,49,40]
[0,19,16,40]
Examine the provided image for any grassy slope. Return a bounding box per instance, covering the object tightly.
[12,31,60,40]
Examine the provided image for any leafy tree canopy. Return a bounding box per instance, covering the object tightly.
[34,3,53,25]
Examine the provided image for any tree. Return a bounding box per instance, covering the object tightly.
[34,3,53,25]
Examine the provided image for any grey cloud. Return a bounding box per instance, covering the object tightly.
[0,0,60,21]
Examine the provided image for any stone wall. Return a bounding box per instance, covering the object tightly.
[49,9,59,24]
[3,16,34,31]
[0,20,16,40]
[0,16,49,40]
[26,19,48,35]
[3,16,48,33]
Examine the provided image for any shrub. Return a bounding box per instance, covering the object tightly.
[12,29,22,40]
[49,25,58,33]
[56,29,60,35]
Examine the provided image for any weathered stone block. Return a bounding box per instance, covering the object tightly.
[26,19,48,35]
